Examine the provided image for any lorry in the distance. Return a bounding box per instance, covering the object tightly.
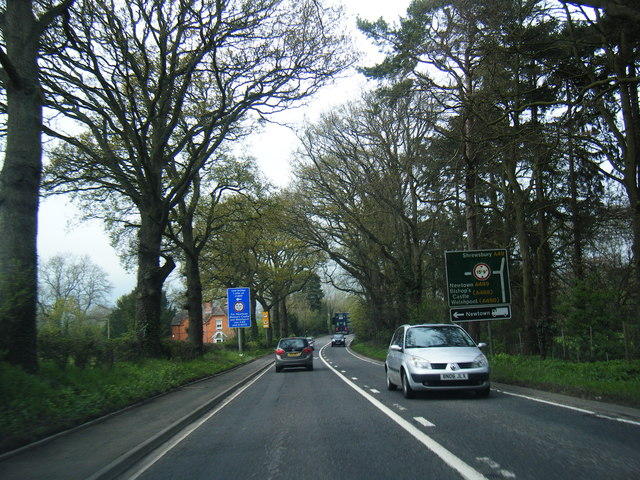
[332,312,351,334]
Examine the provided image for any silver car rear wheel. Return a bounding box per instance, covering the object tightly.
[386,367,398,391]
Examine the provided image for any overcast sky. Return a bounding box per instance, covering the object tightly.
[37,0,412,304]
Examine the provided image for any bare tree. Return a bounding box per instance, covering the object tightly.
[42,0,352,356]
[0,0,74,371]
[38,253,112,319]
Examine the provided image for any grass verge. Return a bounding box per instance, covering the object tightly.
[349,340,640,409]
[0,349,268,453]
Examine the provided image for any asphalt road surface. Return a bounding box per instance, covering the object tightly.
[123,336,640,480]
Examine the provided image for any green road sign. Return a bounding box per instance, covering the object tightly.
[445,249,511,309]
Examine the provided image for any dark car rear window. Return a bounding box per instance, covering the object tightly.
[279,338,307,350]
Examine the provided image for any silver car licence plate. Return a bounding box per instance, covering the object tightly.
[440,373,468,380]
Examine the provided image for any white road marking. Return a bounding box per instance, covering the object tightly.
[476,457,516,478]
[476,457,499,469]
[320,344,488,480]
[351,377,358,381]
[495,389,640,427]
[414,416,435,427]
[393,403,407,411]
[370,389,380,394]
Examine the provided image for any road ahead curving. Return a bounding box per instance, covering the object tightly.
[2,335,639,480]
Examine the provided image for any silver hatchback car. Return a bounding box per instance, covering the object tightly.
[275,337,314,372]
[385,324,490,398]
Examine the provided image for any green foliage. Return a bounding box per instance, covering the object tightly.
[38,329,114,369]
[306,310,328,336]
[105,290,176,339]
[163,339,203,361]
[490,354,640,408]
[107,292,136,338]
[555,275,632,361]
[303,273,324,312]
[347,301,373,339]
[0,349,266,453]
[40,298,84,333]
[37,330,154,369]
[558,276,619,331]
[415,294,449,324]
[349,338,387,361]
[244,340,266,351]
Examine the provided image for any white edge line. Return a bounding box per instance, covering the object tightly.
[495,389,640,427]
[128,367,271,479]
[346,344,383,365]
[320,343,487,480]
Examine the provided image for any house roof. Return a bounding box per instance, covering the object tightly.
[171,311,188,326]
[171,305,228,327]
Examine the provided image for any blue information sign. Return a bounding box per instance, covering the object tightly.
[227,287,251,328]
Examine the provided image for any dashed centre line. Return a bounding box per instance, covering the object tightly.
[414,416,435,427]
[476,457,516,479]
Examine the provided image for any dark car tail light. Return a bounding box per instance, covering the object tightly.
[275,348,284,355]
[302,347,312,354]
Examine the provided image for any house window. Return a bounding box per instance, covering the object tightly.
[216,319,223,330]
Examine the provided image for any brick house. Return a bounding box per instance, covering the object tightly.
[171,301,235,344]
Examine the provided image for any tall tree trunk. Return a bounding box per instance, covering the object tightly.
[505,142,536,354]
[135,205,174,357]
[534,153,553,358]
[618,59,640,327]
[0,1,43,372]
[463,54,481,341]
[513,202,536,353]
[568,134,584,279]
[271,301,281,340]
[176,189,203,351]
[184,239,203,352]
[280,299,289,337]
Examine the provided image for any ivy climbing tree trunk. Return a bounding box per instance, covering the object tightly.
[0,0,73,372]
